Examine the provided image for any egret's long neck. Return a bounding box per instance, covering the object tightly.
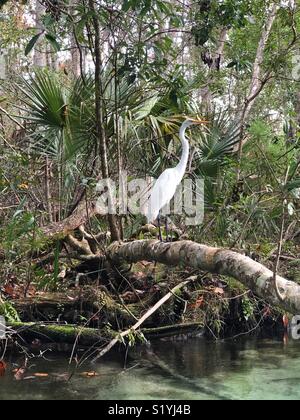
[176,123,190,178]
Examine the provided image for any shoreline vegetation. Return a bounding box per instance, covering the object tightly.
[0,0,299,368]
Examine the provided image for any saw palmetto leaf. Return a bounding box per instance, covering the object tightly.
[194,111,241,177]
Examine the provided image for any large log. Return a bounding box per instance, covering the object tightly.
[6,321,203,347]
[107,240,300,314]
[13,289,137,326]
[8,322,108,346]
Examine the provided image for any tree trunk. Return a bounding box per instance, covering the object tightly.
[243,3,279,121]
[107,240,300,314]
[8,321,203,346]
[14,288,137,326]
[70,0,82,78]
[236,3,279,169]
[34,0,46,68]
[201,27,228,110]
[9,322,108,346]
[88,0,121,241]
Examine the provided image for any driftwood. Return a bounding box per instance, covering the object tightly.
[106,240,300,315]
[7,321,203,347]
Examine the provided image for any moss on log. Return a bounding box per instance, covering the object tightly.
[7,321,204,346]
[9,322,110,346]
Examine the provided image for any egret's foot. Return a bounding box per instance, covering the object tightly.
[158,237,171,243]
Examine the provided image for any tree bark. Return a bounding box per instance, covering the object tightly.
[88,0,120,241]
[243,3,279,122]
[41,199,99,238]
[34,0,46,68]
[201,27,228,110]
[14,288,137,326]
[107,240,300,314]
[9,322,108,346]
[69,0,82,78]
[236,3,279,167]
[8,321,203,346]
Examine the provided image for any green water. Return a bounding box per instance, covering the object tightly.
[1,336,300,400]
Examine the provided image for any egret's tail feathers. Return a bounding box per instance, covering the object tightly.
[143,202,159,224]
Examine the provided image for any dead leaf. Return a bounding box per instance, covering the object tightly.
[213,287,224,295]
[14,367,26,381]
[189,296,204,309]
[3,282,36,299]
[140,261,153,267]
[18,183,29,190]
[283,314,289,328]
[0,361,7,377]
[81,371,99,378]
[34,373,49,378]
[52,373,70,381]
[263,306,271,317]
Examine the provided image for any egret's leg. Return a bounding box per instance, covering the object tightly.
[165,217,170,242]
[157,213,163,242]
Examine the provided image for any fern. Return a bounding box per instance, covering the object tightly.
[0,301,20,323]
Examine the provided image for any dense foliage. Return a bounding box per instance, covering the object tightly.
[0,0,299,336]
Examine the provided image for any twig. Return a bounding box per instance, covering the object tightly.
[91,277,196,363]
[273,167,290,301]
[0,106,25,129]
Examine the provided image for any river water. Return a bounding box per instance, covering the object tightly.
[0,336,300,400]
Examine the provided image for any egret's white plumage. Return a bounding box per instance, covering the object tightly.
[146,118,206,223]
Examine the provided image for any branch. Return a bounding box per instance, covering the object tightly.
[41,199,100,238]
[0,106,25,129]
[237,3,279,177]
[91,276,195,362]
[143,29,191,44]
[107,240,300,314]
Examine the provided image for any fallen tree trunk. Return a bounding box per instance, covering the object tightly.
[8,322,108,346]
[13,289,137,327]
[7,321,203,346]
[107,240,300,314]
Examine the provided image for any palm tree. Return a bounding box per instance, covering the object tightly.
[18,70,95,221]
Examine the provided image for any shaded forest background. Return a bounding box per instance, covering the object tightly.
[0,0,300,340]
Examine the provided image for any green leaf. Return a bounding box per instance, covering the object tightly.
[0,301,20,323]
[122,0,132,12]
[135,95,160,120]
[25,33,42,56]
[227,61,238,68]
[285,179,300,191]
[45,33,61,52]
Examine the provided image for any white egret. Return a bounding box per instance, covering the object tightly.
[146,117,207,240]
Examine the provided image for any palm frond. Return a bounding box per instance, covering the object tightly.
[194,111,241,177]
[19,70,66,129]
